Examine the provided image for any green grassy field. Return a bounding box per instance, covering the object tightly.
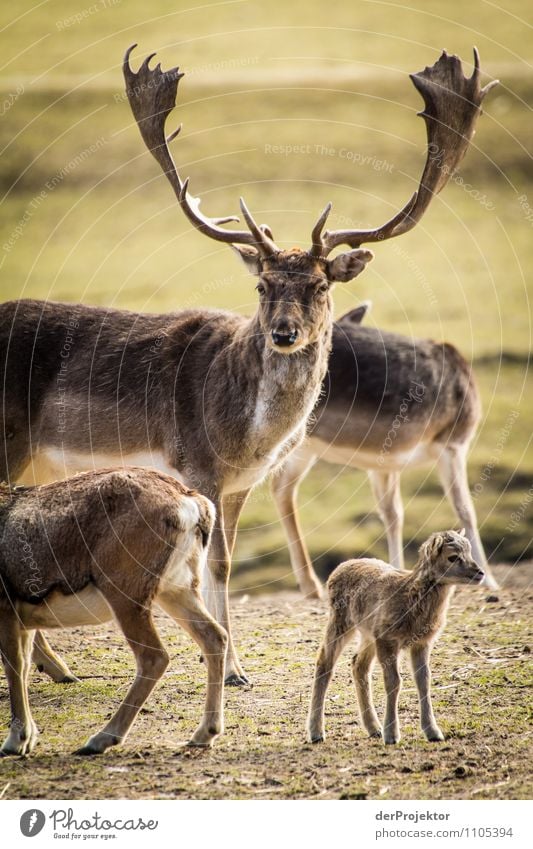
[0,0,531,591]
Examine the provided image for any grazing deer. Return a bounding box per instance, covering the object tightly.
[0,47,496,685]
[272,302,498,596]
[307,529,484,745]
[0,468,227,756]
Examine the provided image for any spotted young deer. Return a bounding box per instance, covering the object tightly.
[0,468,227,756]
[272,302,498,595]
[307,529,485,745]
[0,47,496,686]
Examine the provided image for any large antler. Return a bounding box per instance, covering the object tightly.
[311,48,498,257]
[123,45,278,255]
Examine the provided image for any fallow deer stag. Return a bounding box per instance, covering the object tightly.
[272,302,498,596]
[0,47,496,685]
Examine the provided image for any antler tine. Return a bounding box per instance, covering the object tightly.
[238,198,279,253]
[309,202,333,257]
[123,45,279,253]
[473,45,499,98]
[318,48,498,256]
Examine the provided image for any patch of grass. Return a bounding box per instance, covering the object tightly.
[0,3,531,579]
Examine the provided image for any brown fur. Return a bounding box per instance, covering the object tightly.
[0,468,228,756]
[0,246,372,685]
[307,530,484,744]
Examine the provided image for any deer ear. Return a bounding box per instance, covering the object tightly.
[326,249,374,283]
[432,533,445,557]
[337,300,372,325]
[231,244,262,276]
[459,527,466,537]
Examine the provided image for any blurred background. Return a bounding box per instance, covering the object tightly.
[0,0,531,591]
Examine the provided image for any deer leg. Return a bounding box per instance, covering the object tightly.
[271,449,322,598]
[376,639,402,744]
[410,643,444,742]
[437,445,498,589]
[222,489,250,557]
[368,470,404,569]
[307,616,355,742]
[76,602,169,756]
[0,619,38,756]
[32,631,78,683]
[203,499,247,686]
[351,641,382,738]
[157,586,227,747]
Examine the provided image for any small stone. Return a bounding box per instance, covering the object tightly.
[522,645,531,654]
[485,594,499,603]
[454,765,470,778]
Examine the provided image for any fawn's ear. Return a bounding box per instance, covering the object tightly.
[420,532,444,562]
[326,249,374,283]
[430,533,445,557]
[231,244,262,276]
[459,527,466,537]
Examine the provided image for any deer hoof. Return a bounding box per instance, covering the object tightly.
[225,673,249,686]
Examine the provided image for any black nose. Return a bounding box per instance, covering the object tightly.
[272,328,299,347]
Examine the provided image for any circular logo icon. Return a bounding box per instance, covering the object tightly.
[20,809,46,837]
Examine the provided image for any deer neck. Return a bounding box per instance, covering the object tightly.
[405,569,454,637]
[244,313,331,440]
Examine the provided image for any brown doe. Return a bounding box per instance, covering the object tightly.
[307,529,485,745]
[0,468,226,756]
[0,47,496,686]
[272,302,498,596]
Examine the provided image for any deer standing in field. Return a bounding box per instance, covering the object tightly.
[0,47,496,685]
[272,302,498,595]
[0,468,226,756]
[307,529,485,744]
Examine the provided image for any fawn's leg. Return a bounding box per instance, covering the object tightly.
[0,620,37,756]
[410,643,444,742]
[376,639,402,744]
[352,641,382,738]
[270,450,322,599]
[76,601,169,756]
[368,470,404,570]
[33,631,78,683]
[158,586,227,747]
[307,616,355,742]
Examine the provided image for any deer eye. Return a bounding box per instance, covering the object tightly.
[316,283,329,295]
[448,554,459,563]
[256,283,266,295]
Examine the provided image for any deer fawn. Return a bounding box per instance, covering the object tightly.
[0,468,227,756]
[272,302,497,596]
[307,529,484,745]
[0,47,496,686]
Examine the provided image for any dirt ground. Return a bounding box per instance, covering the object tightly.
[0,563,531,800]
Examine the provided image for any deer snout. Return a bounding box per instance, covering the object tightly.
[271,321,300,349]
[466,561,485,584]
